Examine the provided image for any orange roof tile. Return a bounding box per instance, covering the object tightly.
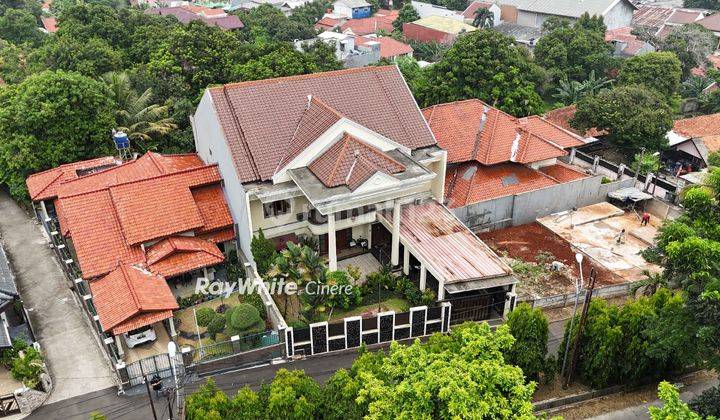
[146,236,224,278]
[26,156,120,202]
[543,105,605,138]
[308,134,405,190]
[89,264,178,335]
[444,162,559,207]
[340,16,394,35]
[538,162,588,183]
[355,36,413,59]
[197,227,236,243]
[673,113,720,138]
[192,185,234,233]
[423,99,582,166]
[315,16,343,30]
[41,16,57,33]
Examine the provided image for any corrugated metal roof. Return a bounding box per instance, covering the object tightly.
[378,199,511,284]
[0,244,18,298]
[518,0,635,19]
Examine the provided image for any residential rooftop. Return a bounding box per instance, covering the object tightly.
[410,15,477,34]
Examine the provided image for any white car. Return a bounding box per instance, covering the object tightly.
[124,325,157,348]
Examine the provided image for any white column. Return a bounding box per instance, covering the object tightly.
[367,224,372,249]
[39,200,49,221]
[168,317,177,337]
[328,212,337,271]
[391,200,401,266]
[114,335,125,358]
[403,247,410,275]
[503,283,517,318]
[419,264,426,291]
[437,275,445,301]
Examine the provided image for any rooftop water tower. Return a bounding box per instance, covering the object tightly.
[112,129,131,160]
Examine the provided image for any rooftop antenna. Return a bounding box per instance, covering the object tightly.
[112,129,131,161]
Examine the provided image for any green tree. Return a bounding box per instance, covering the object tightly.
[650,381,704,420]
[661,24,717,78]
[0,9,44,47]
[684,0,720,9]
[238,4,315,42]
[251,228,277,276]
[553,70,611,105]
[0,70,115,199]
[29,36,123,76]
[102,71,177,147]
[289,0,333,26]
[690,385,720,418]
[472,7,494,28]
[632,151,661,175]
[0,40,29,84]
[261,369,323,419]
[504,303,550,382]
[571,86,673,155]
[393,3,419,32]
[224,303,264,337]
[185,379,231,420]
[534,15,613,82]
[417,29,545,116]
[618,51,682,98]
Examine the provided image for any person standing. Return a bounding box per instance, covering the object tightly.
[641,212,650,226]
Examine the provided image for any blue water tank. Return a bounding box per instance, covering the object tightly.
[113,131,130,149]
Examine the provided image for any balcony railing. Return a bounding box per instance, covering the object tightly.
[296,205,376,225]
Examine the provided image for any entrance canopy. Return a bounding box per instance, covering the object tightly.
[378,200,514,291]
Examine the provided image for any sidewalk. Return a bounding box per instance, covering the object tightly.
[0,191,116,404]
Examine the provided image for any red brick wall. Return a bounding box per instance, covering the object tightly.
[402,22,454,44]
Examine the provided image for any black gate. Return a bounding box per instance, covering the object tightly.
[0,394,19,417]
[124,353,184,388]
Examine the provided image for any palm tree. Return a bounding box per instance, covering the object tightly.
[101,71,177,147]
[682,75,712,99]
[553,71,611,104]
[583,70,612,95]
[631,269,667,297]
[473,8,494,29]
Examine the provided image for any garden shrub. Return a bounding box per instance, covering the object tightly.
[225,304,264,337]
[195,307,216,327]
[11,346,44,390]
[326,271,361,310]
[690,385,720,418]
[505,303,549,382]
[240,292,267,319]
[206,314,226,340]
[251,228,277,276]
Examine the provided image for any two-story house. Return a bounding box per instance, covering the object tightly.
[191,66,517,319]
[333,0,372,19]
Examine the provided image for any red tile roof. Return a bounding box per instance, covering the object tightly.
[543,105,605,138]
[444,162,559,207]
[672,113,720,138]
[308,133,405,190]
[538,162,588,183]
[667,9,704,24]
[422,99,583,166]
[48,152,233,279]
[355,36,413,59]
[375,9,398,21]
[698,12,720,32]
[315,16,343,31]
[340,16,394,35]
[207,66,436,184]
[633,5,674,28]
[462,1,493,19]
[709,55,720,69]
[146,236,225,278]
[605,26,637,43]
[41,16,57,33]
[26,156,121,202]
[145,6,244,29]
[377,199,511,282]
[89,264,178,335]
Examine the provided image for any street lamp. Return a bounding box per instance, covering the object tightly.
[561,253,584,381]
[168,341,179,411]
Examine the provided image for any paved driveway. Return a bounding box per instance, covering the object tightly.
[0,191,116,403]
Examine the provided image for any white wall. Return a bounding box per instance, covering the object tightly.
[603,0,634,30]
[333,2,353,18]
[193,90,254,262]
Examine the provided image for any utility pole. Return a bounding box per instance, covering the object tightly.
[565,267,598,388]
[167,391,174,420]
[144,375,158,420]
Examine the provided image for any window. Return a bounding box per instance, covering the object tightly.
[263,200,291,218]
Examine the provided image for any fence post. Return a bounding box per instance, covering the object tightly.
[616,163,625,180]
[592,156,600,174]
[569,148,576,165]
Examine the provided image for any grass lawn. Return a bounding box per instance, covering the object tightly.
[328,297,410,322]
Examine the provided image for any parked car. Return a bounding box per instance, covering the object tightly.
[124,325,156,348]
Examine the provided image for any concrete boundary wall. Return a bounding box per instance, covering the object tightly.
[453,176,635,231]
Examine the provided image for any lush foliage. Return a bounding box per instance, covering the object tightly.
[618,52,682,99]
[224,303,264,337]
[660,24,717,78]
[414,29,546,116]
[650,381,706,420]
[505,303,552,382]
[185,322,537,419]
[558,290,696,389]
[690,385,720,418]
[571,85,673,155]
[11,346,44,389]
[392,3,419,32]
[195,307,217,327]
[251,228,277,276]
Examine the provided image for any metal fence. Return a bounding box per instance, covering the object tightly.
[519,281,640,309]
[123,353,184,388]
[188,330,280,364]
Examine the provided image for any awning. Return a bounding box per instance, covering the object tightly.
[444,275,518,294]
[377,199,512,288]
[146,236,225,278]
[608,187,653,202]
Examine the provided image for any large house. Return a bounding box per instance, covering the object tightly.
[26,152,235,358]
[423,99,587,208]
[191,66,517,311]
[498,0,636,30]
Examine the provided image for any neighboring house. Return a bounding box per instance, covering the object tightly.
[191,66,518,309]
[145,5,244,30]
[666,113,720,169]
[315,15,345,31]
[339,14,395,35]
[544,105,604,141]
[333,0,372,19]
[493,22,542,46]
[403,15,477,44]
[41,17,57,33]
[461,1,502,26]
[512,0,636,30]
[296,32,381,68]
[0,243,34,349]
[355,35,413,60]
[411,1,464,21]
[697,12,720,39]
[605,26,655,56]
[26,152,235,359]
[632,5,705,38]
[423,99,587,207]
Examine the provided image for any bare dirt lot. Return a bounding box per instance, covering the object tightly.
[478,222,625,299]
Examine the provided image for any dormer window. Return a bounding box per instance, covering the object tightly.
[263,200,291,218]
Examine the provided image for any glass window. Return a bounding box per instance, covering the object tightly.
[263,200,291,218]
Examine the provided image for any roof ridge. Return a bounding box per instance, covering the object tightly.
[120,264,144,311]
[373,68,413,144]
[221,86,261,180]
[147,151,166,174]
[327,134,354,185]
[210,66,396,92]
[482,108,502,164]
